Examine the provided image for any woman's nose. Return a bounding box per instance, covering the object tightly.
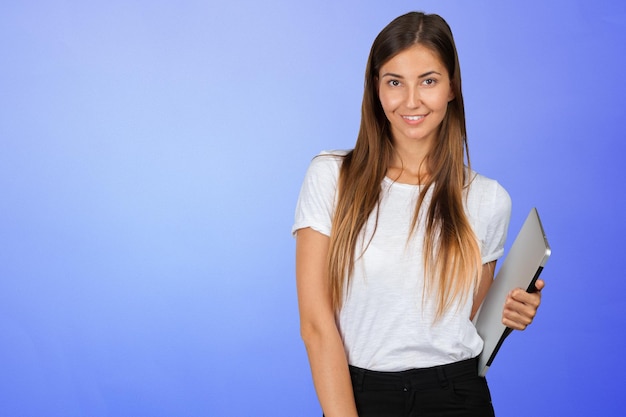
[405,87,420,108]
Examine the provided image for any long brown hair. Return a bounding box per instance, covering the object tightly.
[327,12,482,318]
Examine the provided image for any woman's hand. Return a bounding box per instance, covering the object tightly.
[502,279,545,330]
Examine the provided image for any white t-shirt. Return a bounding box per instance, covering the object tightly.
[292,151,512,372]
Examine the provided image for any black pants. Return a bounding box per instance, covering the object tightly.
[347,357,495,417]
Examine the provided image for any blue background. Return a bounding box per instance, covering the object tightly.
[1,0,624,415]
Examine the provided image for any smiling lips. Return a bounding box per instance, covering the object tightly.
[402,114,426,124]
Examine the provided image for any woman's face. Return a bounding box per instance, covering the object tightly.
[378,44,454,149]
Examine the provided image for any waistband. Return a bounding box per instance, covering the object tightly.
[349,357,480,391]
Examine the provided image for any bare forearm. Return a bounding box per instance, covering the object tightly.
[303,330,359,417]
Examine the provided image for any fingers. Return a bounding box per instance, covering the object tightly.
[501,285,543,331]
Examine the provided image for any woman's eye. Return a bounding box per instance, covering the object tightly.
[423,78,437,86]
[388,80,401,87]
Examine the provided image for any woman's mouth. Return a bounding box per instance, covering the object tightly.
[402,114,426,124]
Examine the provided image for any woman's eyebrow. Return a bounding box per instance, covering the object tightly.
[381,70,443,79]
[418,70,442,78]
[380,72,404,79]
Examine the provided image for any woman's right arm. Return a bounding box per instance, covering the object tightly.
[296,227,359,417]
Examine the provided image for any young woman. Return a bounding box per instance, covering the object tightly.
[293,12,543,417]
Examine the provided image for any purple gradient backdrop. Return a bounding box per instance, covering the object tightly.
[1,1,624,415]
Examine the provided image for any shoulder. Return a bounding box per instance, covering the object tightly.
[468,171,510,203]
[466,171,512,220]
[297,149,352,200]
[308,149,349,170]
[303,150,349,182]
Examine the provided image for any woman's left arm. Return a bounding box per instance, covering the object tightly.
[470,261,544,330]
[470,261,496,321]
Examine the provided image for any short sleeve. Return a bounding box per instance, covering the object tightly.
[291,151,345,237]
[480,182,512,264]
[465,174,512,264]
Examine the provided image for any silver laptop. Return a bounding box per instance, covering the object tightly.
[474,207,551,377]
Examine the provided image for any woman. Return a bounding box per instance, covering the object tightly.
[293,12,543,417]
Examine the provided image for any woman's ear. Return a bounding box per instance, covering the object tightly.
[448,82,455,102]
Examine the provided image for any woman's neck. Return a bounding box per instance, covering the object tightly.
[387,140,432,185]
